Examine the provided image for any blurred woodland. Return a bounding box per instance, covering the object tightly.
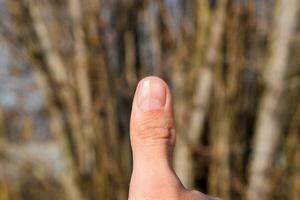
[0,0,299,199]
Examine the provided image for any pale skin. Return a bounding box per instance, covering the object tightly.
[128,76,220,200]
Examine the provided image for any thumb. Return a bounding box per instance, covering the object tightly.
[129,76,218,200]
[130,76,176,173]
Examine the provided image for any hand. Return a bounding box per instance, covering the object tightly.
[128,76,220,200]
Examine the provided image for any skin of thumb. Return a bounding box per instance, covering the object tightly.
[130,76,176,171]
[129,77,184,200]
[129,77,219,200]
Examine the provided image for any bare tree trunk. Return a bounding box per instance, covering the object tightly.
[288,103,300,200]
[0,107,5,142]
[291,142,300,200]
[208,4,244,198]
[174,0,228,188]
[247,0,299,199]
[68,0,96,179]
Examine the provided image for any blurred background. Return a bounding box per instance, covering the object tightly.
[0,0,299,199]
